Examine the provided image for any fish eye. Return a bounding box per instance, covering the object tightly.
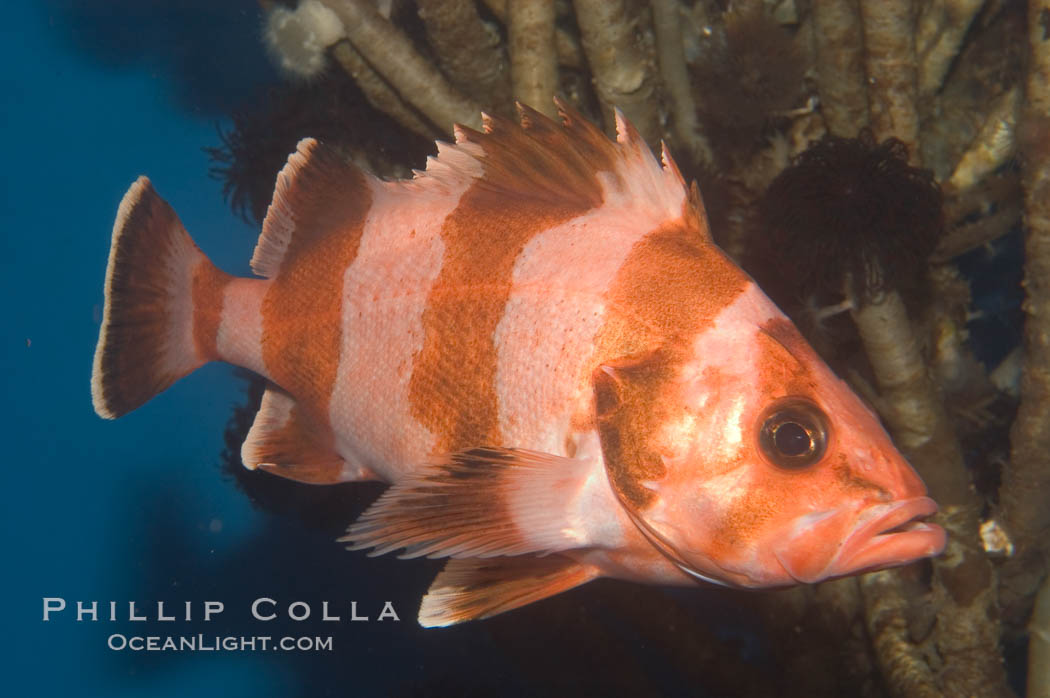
[758,399,828,469]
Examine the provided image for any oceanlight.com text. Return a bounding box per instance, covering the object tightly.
[107,633,334,652]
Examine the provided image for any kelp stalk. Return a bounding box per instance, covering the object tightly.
[319,0,482,132]
[330,41,437,141]
[1031,575,1050,698]
[1000,0,1050,619]
[508,0,559,116]
[797,24,1006,690]
[861,570,941,698]
[947,86,1020,192]
[859,0,920,156]
[416,0,510,107]
[652,0,712,165]
[812,0,870,136]
[479,0,584,68]
[572,0,661,144]
[917,0,987,96]
[930,513,1012,697]
[851,291,969,502]
[853,291,1011,697]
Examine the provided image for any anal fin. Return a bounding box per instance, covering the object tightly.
[242,385,376,484]
[419,556,598,627]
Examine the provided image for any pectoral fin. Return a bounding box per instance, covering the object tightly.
[418,556,598,627]
[340,447,595,559]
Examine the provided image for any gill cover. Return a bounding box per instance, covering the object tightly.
[592,351,731,585]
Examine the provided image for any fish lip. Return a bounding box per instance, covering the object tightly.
[855,496,939,541]
[831,496,946,577]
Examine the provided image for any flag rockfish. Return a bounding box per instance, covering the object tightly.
[92,103,946,627]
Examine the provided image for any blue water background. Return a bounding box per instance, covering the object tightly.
[4,3,285,694]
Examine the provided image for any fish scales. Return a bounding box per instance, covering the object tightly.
[323,112,691,478]
[92,102,947,627]
[260,144,371,423]
[329,168,469,479]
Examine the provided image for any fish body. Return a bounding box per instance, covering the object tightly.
[92,104,945,626]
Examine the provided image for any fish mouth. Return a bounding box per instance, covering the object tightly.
[774,497,945,584]
[831,497,946,577]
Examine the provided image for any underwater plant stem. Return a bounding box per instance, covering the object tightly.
[416,0,511,108]
[652,0,713,166]
[851,291,964,498]
[932,198,1022,262]
[947,86,1020,192]
[330,42,438,141]
[479,0,584,68]
[1031,575,1050,698]
[508,0,559,116]
[861,571,941,698]
[572,0,661,144]
[853,290,1012,696]
[931,514,1014,697]
[811,0,870,136]
[859,0,921,159]
[1000,0,1050,623]
[917,0,987,96]
[319,0,482,133]
[852,287,961,474]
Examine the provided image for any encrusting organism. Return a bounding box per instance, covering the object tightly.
[263,0,346,80]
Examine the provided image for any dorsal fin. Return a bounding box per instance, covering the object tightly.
[451,102,618,210]
[253,104,699,280]
[393,99,691,224]
[418,556,598,627]
[241,385,377,484]
[251,139,373,278]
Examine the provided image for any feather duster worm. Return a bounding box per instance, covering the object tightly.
[754,130,942,306]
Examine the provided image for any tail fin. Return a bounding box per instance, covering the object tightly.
[92,177,229,419]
